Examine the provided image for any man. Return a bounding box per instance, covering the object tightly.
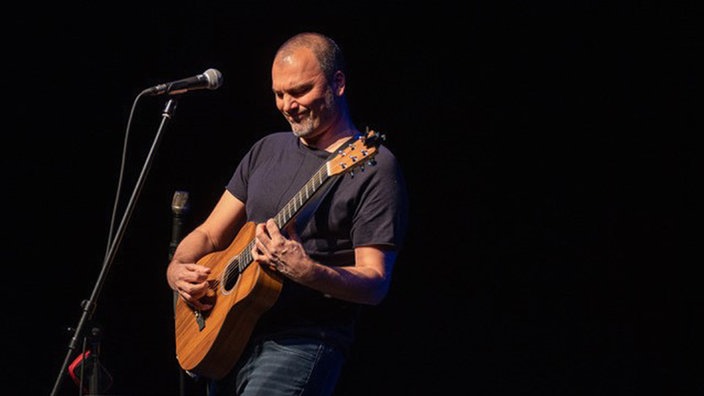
[166,31,409,395]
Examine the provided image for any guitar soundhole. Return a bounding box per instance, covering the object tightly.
[223,258,242,292]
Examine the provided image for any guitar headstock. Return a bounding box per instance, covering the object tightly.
[326,129,385,176]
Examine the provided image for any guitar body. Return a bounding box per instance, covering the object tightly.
[174,221,283,379]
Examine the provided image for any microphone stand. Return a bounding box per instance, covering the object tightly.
[50,97,179,396]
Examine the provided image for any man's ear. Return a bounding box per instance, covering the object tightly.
[333,70,346,96]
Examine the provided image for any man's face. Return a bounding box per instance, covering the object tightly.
[272,47,338,139]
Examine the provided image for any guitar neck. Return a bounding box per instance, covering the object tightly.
[274,164,332,230]
[231,163,333,277]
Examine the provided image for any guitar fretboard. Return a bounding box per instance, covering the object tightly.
[225,163,332,278]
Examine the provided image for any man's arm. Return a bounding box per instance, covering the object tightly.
[166,190,247,310]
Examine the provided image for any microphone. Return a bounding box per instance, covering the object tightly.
[142,68,223,96]
[169,190,190,261]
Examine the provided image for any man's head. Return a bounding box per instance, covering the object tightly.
[272,32,348,141]
[276,32,346,82]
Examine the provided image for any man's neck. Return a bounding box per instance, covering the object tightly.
[302,123,358,153]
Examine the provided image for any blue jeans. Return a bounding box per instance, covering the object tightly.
[208,337,345,396]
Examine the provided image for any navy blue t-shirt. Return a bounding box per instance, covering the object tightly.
[226,131,409,353]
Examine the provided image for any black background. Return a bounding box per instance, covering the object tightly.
[2,1,698,395]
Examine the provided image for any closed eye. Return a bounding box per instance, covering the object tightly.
[273,83,313,100]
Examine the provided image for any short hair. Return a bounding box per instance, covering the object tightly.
[276,32,347,82]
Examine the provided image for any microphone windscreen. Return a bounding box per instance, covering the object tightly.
[203,68,223,90]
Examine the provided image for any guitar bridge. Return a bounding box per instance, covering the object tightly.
[194,310,206,331]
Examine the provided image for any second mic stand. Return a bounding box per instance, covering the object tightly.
[50,97,179,396]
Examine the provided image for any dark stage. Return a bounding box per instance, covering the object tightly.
[2,2,697,395]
